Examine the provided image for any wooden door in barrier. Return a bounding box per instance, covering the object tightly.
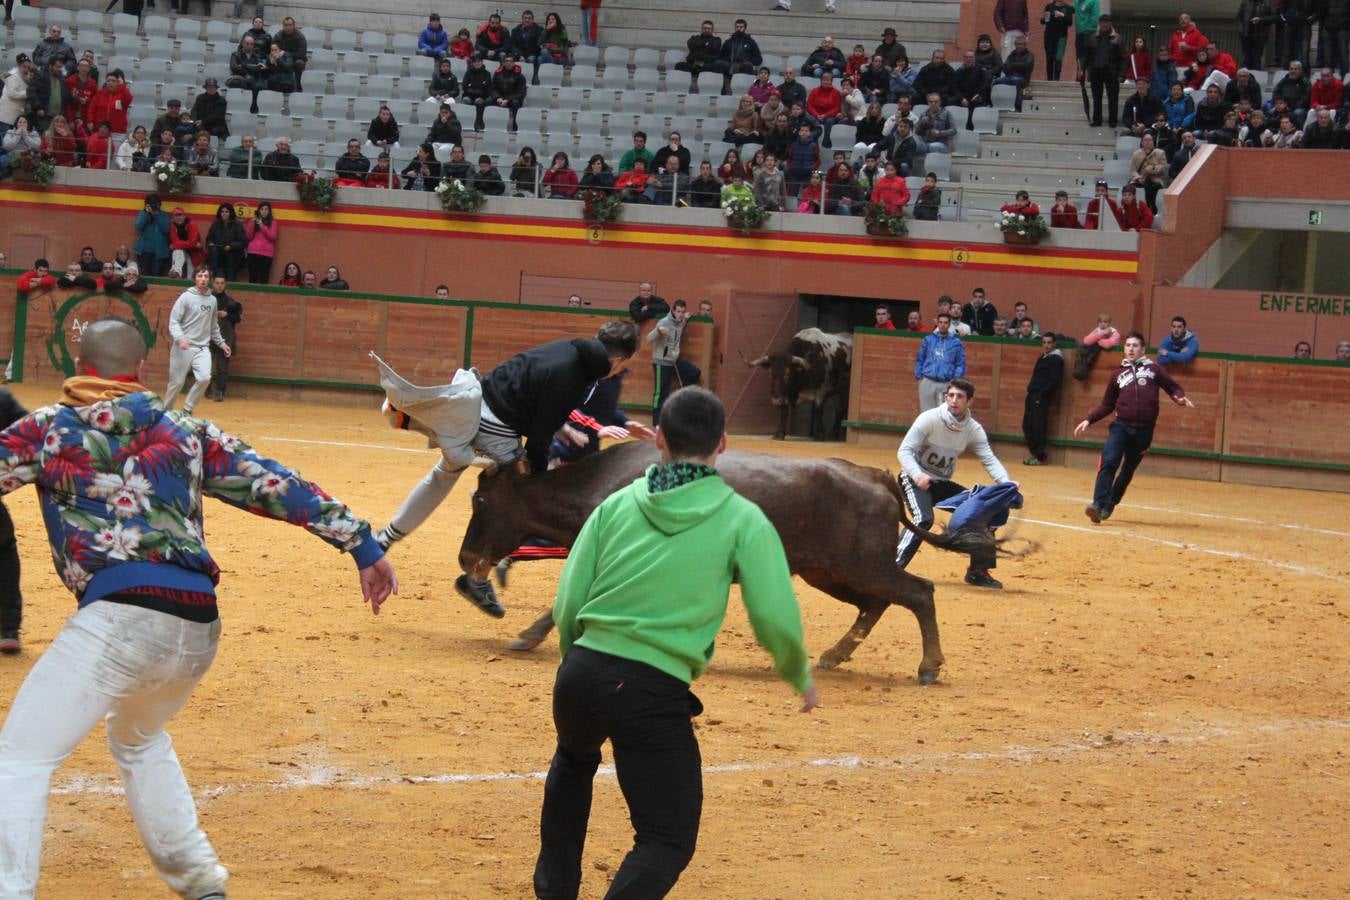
[721,292,799,435]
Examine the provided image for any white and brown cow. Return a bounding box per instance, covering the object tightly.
[748,328,853,440]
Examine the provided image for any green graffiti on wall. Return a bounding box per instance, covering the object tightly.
[45,292,159,377]
[1257,293,1350,316]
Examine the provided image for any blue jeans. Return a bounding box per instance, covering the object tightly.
[580,7,598,46]
[912,138,950,154]
[817,115,838,146]
[1092,420,1154,512]
[652,358,701,425]
[993,75,1027,110]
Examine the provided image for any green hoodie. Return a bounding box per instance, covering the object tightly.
[554,465,813,694]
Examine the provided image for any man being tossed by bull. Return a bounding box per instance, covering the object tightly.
[897,378,1018,589]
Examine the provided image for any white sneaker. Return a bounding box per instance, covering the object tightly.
[825,0,836,10]
[773,0,790,9]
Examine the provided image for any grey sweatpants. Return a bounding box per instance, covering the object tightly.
[164,344,213,413]
[387,416,524,538]
[918,378,949,412]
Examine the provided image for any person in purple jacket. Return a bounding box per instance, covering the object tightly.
[1074,331,1195,523]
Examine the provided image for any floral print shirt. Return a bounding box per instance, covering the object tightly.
[0,391,382,607]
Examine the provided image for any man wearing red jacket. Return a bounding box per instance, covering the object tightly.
[1310,67,1343,111]
[1168,13,1208,69]
[1074,331,1194,522]
[806,71,844,148]
[87,71,133,138]
[16,260,56,293]
[1116,184,1154,231]
[1000,190,1041,218]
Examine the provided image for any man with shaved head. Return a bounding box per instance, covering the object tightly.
[0,318,397,897]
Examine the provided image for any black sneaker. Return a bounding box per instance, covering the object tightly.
[964,569,1003,589]
[0,630,19,655]
[455,574,506,618]
[1099,504,1114,521]
[1084,504,1101,524]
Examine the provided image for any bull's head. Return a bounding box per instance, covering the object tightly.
[747,353,809,406]
[458,458,532,580]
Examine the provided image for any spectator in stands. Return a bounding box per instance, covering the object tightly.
[541,14,572,64]
[151,130,180,166]
[962,287,998,335]
[242,17,272,56]
[1017,320,1037,339]
[914,50,959,107]
[1000,189,1040,218]
[758,91,787,133]
[1120,34,1150,83]
[477,13,511,62]
[1164,80,1197,131]
[429,58,461,105]
[510,146,540,196]
[166,207,204,279]
[1083,15,1124,129]
[883,94,919,135]
[264,43,298,97]
[689,159,722,208]
[88,72,132,140]
[870,160,910,214]
[1238,0,1276,70]
[905,311,928,332]
[205,202,246,279]
[534,150,575,198]
[320,266,349,290]
[784,124,819,195]
[1302,106,1340,146]
[1311,66,1343,112]
[953,49,992,128]
[334,138,370,182]
[858,54,891,103]
[854,101,887,161]
[76,246,103,273]
[401,143,441,191]
[419,13,450,59]
[1,55,33,135]
[1212,109,1243,145]
[1122,78,1163,135]
[580,154,615,193]
[366,152,400,188]
[1038,0,1073,81]
[648,155,690,205]
[614,159,652,202]
[748,68,776,106]
[579,0,602,47]
[795,169,825,213]
[471,153,506,195]
[724,96,762,146]
[302,271,319,288]
[279,261,302,285]
[1193,83,1231,139]
[844,44,868,82]
[806,72,843,147]
[273,17,309,92]
[774,66,805,111]
[186,131,218,176]
[612,130,651,173]
[854,150,882,194]
[434,143,467,182]
[826,159,862,214]
[1007,301,1034,333]
[427,103,462,150]
[873,305,896,329]
[511,10,546,84]
[888,55,919,103]
[112,124,148,172]
[40,115,77,166]
[717,148,746,183]
[1240,108,1271,145]
[172,110,199,156]
[915,93,958,153]
[28,58,69,133]
[708,18,762,86]
[0,113,36,177]
[1084,179,1120,230]
[462,55,494,131]
[366,105,400,150]
[1156,316,1198,366]
[1169,130,1201,176]
[1264,113,1304,146]
[1337,340,1350,361]
[260,137,301,181]
[31,25,74,76]
[1116,184,1154,230]
[132,194,170,277]
[649,131,690,175]
[1293,341,1312,358]
[451,29,475,60]
[1127,132,1167,212]
[243,201,278,284]
[1268,61,1311,125]
[992,317,1011,337]
[1278,3,1312,68]
[109,246,133,275]
[870,27,905,69]
[802,36,845,80]
[1222,69,1262,112]
[16,259,56,295]
[228,35,268,115]
[752,153,787,211]
[224,133,260,178]
[676,20,722,91]
[1045,189,1079,227]
[974,33,1003,77]
[489,56,527,132]
[908,171,939,220]
[995,34,1036,110]
[839,76,866,122]
[187,78,229,143]
[63,58,97,127]
[1169,13,1208,70]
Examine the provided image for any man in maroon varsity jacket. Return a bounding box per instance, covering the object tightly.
[1074,331,1194,523]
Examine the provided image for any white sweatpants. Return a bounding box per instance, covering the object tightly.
[0,602,226,898]
[164,344,213,413]
[169,250,196,279]
[1001,30,1024,59]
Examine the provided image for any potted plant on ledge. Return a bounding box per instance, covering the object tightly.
[435,177,486,213]
[581,187,623,225]
[723,194,770,235]
[999,209,1051,245]
[12,151,58,186]
[295,171,339,212]
[863,202,909,237]
[150,159,195,194]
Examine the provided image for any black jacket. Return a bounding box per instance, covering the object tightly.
[462,67,493,100]
[0,389,27,432]
[427,115,462,145]
[682,33,722,67]
[717,33,762,68]
[367,116,400,145]
[1237,0,1277,34]
[804,46,846,72]
[777,79,807,111]
[260,151,301,181]
[912,63,957,104]
[858,64,890,98]
[689,174,722,208]
[26,69,70,121]
[430,69,460,98]
[272,27,309,63]
[229,48,266,80]
[334,152,371,179]
[511,23,544,57]
[480,337,615,472]
[1083,31,1124,76]
[875,39,908,69]
[1271,74,1310,110]
[490,69,528,104]
[962,301,999,336]
[1122,93,1164,130]
[1027,349,1064,397]
[401,157,442,190]
[472,166,506,195]
[628,295,669,323]
[953,64,990,104]
[1224,77,1263,107]
[191,91,230,137]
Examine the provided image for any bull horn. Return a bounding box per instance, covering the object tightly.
[789,355,809,370]
[468,456,499,474]
[746,354,770,368]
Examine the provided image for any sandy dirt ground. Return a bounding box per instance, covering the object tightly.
[0,388,1346,899]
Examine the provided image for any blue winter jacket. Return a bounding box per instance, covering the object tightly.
[1156,329,1199,365]
[914,331,967,382]
[1163,94,1195,129]
[419,24,449,56]
[133,209,171,260]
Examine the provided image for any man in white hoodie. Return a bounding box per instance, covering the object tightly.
[897,377,1013,588]
[164,268,231,414]
[646,299,701,426]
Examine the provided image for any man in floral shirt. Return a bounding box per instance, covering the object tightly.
[0,318,397,899]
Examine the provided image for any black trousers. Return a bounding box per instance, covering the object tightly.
[0,501,22,633]
[1240,30,1269,70]
[1022,392,1052,461]
[1088,69,1119,126]
[896,475,997,571]
[535,646,702,900]
[137,251,167,277]
[245,252,272,284]
[651,358,701,426]
[211,324,235,398]
[1092,420,1154,512]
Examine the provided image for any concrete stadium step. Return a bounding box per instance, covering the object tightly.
[979,141,1113,166]
[954,158,1103,191]
[999,119,1122,143]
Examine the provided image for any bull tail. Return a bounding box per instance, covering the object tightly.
[880,470,1000,558]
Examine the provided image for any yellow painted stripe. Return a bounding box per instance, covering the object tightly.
[1,186,1137,275]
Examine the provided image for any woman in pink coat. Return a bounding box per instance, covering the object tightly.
[244,201,280,284]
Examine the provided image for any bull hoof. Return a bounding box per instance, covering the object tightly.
[917,669,939,686]
[507,636,544,651]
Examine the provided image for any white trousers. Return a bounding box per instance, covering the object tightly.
[164,344,213,413]
[168,250,196,279]
[387,418,523,539]
[0,602,225,899]
[1001,30,1025,59]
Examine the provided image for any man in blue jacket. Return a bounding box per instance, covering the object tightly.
[1155,316,1199,366]
[418,14,450,58]
[914,311,967,410]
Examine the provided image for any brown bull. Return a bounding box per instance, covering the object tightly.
[459,440,991,684]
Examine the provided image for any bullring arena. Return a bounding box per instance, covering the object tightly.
[0,387,1345,898]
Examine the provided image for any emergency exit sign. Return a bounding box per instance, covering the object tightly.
[1309,210,1323,226]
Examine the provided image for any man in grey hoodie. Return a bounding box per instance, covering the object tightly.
[646,299,702,426]
[164,268,231,414]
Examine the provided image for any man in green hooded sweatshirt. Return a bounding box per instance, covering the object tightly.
[533,386,820,900]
